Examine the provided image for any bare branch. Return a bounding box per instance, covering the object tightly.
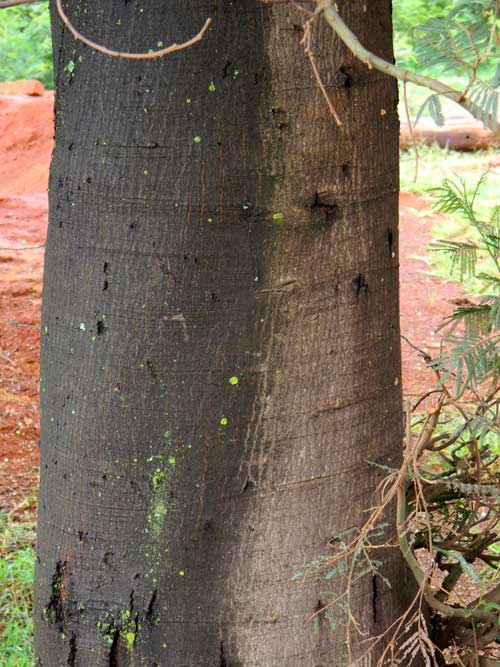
[0,244,45,250]
[315,0,498,130]
[299,9,342,125]
[56,0,212,60]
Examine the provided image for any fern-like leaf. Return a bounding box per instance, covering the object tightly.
[430,239,479,277]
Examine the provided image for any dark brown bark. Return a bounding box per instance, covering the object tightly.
[35,1,409,665]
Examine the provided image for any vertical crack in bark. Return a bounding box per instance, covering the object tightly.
[146,588,157,625]
[129,589,135,613]
[372,574,378,625]
[218,641,227,667]
[45,560,67,629]
[103,261,109,290]
[241,476,252,493]
[67,633,77,666]
[387,227,394,252]
[109,631,120,667]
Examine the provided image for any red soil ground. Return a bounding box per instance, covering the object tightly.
[0,86,470,510]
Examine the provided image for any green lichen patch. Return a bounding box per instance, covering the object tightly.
[96,608,141,652]
[64,59,76,77]
[152,468,165,490]
[143,454,176,581]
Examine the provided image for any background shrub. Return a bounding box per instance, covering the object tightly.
[0,5,53,88]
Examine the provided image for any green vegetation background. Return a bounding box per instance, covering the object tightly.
[0,0,454,90]
[0,5,52,88]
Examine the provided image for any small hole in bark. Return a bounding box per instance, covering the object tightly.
[353,273,369,297]
[146,359,157,379]
[335,65,352,88]
[309,191,339,226]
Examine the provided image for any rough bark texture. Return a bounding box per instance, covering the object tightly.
[35,1,409,665]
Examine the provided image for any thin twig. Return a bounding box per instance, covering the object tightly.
[401,334,432,364]
[315,0,499,131]
[56,0,212,60]
[290,0,314,16]
[0,319,38,328]
[306,51,342,125]
[0,244,44,251]
[297,4,342,125]
[0,352,16,367]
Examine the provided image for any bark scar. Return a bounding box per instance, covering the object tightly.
[67,633,77,666]
[353,273,369,297]
[109,630,120,667]
[44,560,67,630]
[218,641,228,667]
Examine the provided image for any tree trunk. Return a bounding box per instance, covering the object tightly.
[35,1,409,665]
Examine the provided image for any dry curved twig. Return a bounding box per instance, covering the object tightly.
[0,0,212,58]
[55,0,212,60]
